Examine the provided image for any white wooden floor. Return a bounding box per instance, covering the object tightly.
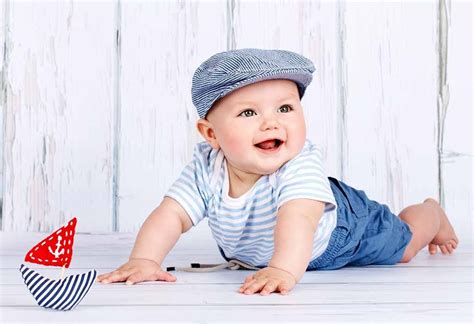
[1,228,472,323]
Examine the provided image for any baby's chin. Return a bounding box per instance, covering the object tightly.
[233,149,301,175]
[252,160,291,175]
[254,168,279,176]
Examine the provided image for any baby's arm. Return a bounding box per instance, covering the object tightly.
[239,199,325,295]
[97,197,193,285]
[271,199,325,280]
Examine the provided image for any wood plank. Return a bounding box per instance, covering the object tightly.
[0,223,217,255]
[233,0,341,178]
[3,2,116,232]
[440,0,473,247]
[118,1,228,233]
[1,253,472,272]
[0,0,6,211]
[1,233,471,267]
[1,233,472,322]
[1,265,472,285]
[442,156,473,248]
[1,303,471,322]
[2,282,471,306]
[342,2,439,213]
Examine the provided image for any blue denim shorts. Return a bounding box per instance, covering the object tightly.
[307,177,413,270]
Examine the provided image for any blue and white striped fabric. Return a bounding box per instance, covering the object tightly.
[191,48,315,118]
[19,264,96,311]
[165,139,337,267]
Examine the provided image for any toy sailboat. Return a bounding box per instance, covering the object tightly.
[19,217,97,311]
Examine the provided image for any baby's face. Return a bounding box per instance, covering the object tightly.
[201,79,306,175]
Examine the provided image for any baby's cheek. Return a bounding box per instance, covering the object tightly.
[220,136,248,163]
[289,122,306,149]
[225,134,248,153]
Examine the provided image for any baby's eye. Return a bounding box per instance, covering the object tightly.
[238,109,256,117]
[277,105,293,113]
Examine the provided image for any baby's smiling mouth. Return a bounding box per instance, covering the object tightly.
[254,139,283,150]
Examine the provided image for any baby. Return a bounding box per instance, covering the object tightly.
[97,48,459,295]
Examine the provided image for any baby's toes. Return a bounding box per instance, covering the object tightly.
[449,239,458,249]
[446,239,459,253]
[440,245,449,255]
[428,243,437,255]
[445,243,454,254]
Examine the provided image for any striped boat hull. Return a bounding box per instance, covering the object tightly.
[19,264,96,311]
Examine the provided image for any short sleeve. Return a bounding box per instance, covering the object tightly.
[276,144,337,211]
[164,144,211,226]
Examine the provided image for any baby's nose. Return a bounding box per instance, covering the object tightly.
[260,119,279,131]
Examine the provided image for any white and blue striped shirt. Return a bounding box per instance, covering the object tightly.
[165,139,337,267]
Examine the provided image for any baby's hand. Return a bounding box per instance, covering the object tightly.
[97,258,176,285]
[238,266,297,296]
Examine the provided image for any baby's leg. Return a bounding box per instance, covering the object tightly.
[398,198,459,262]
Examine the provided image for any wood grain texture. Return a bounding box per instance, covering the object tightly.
[440,0,473,246]
[3,282,471,306]
[2,265,473,284]
[117,1,227,233]
[0,232,472,322]
[2,2,116,232]
[232,0,341,178]
[0,0,6,210]
[0,0,470,239]
[341,2,439,214]
[1,304,471,322]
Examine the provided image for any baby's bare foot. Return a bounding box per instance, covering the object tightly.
[424,198,459,255]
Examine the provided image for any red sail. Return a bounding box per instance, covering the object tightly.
[24,217,77,268]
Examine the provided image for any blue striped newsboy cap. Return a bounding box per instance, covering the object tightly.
[191,48,315,119]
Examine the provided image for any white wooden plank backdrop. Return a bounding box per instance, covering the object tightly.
[342,1,439,212]
[0,0,5,220]
[118,1,227,232]
[2,1,116,232]
[232,0,341,177]
[0,0,472,245]
[441,0,473,247]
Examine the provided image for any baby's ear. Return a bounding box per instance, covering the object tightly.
[196,119,220,149]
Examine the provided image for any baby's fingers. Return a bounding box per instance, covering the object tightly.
[244,274,254,283]
[153,270,177,282]
[97,272,112,282]
[98,270,131,284]
[278,282,291,295]
[260,279,279,296]
[126,270,177,285]
[242,278,267,295]
[97,273,110,281]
